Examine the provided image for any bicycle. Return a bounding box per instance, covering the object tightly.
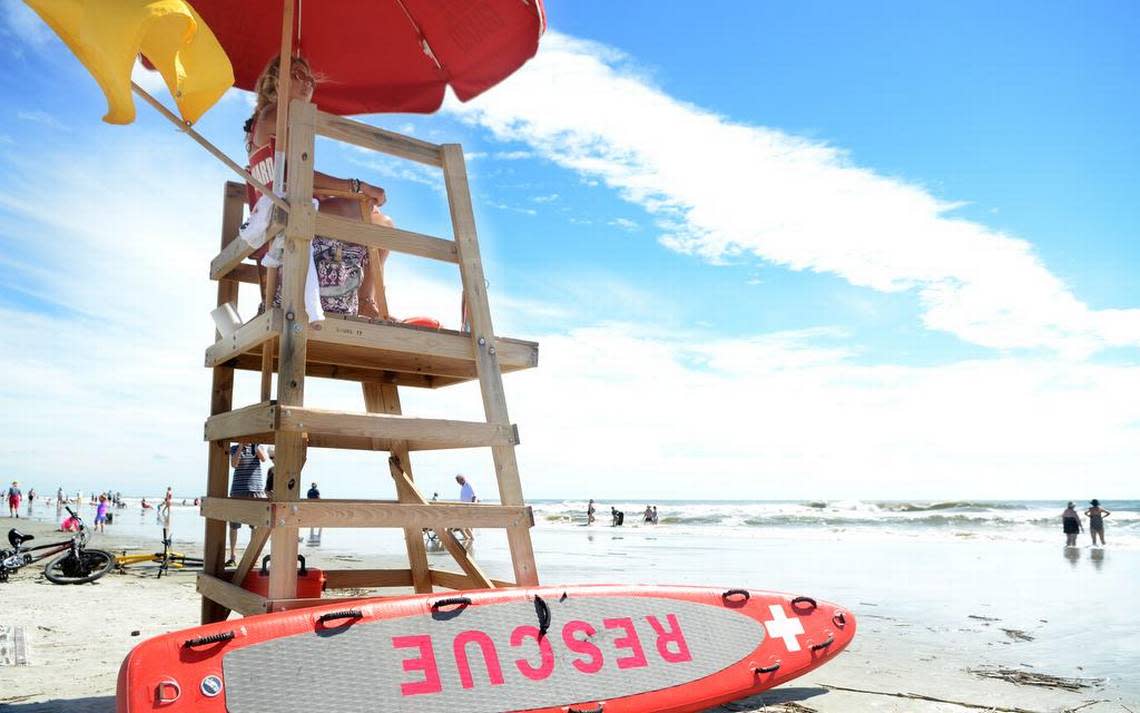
[0,507,115,584]
[114,528,203,577]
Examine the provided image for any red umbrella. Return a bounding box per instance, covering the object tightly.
[190,0,546,115]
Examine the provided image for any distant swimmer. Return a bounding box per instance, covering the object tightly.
[651,505,658,524]
[1085,499,1110,546]
[587,499,596,525]
[456,474,477,547]
[611,506,624,527]
[1061,502,1082,547]
[643,505,653,523]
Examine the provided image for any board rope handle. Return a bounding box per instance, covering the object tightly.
[318,609,364,624]
[182,631,235,648]
[790,596,817,611]
[721,588,750,604]
[430,596,472,613]
[809,634,835,651]
[754,662,781,674]
[534,595,552,638]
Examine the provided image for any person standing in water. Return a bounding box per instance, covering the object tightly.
[587,499,596,525]
[1061,502,1082,547]
[455,474,477,547]
[1085,499,1110,546]
[6,481,21,518]
[306,482,322,545]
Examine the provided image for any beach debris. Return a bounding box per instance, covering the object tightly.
[131,630,141,637]
[1000,628,1035,642]
[0,625,31,666]
[820,684,1043,713]
[967,666,1105,692]
[968,614,1001,622]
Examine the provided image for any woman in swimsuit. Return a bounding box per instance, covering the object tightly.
[245,56,391,318]
[1085,499,1110,546]
[1060,502,1082,547]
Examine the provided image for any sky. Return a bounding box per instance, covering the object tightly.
[0,0,1138,501]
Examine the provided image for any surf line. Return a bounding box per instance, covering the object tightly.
[395,614,692,696]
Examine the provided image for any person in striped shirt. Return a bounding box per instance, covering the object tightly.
[227,442,267,566]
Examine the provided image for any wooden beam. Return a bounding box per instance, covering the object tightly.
[266,595,375,613]
[202,182,245,625]
[203,401,276,442]
[209,208,286,281]
[323,568,414,589]
[311,317,537,369]
[315,111,443,167]
[197,573,266,616]
[230,353,445,388]
[277,407,518,449]
[388,456,495,589]
[201,497,273,527]
[232,527,270,592]
[314,213,457,263]
[268,98,318,602]
[274,500,532,529]
[221,263,260,285]
[442,144,540,587]
[364,383,433,594]
[204,308,282,368]
[428,569,516,591]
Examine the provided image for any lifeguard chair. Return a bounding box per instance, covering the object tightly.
[199,100,540,622]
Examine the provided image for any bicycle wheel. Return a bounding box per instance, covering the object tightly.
[43,549,114,584]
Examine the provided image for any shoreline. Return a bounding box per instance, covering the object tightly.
[2,518,1135,712]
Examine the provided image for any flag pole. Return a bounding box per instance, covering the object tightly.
[273,0,296,188]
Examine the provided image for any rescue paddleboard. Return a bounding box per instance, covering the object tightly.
[117,584,855,713]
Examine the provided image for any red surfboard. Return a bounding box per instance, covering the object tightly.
[117,585,855,712]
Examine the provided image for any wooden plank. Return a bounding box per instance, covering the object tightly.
[428,569,515,591]
[204,308,282,368]
[323,568,414,589]
[315,213,457,263]
[276,500,531,529]
[442,145,539,587]
[222,263,260,284]
[203,401,276,442]
[197,573,266,616]
[230,353,446,388]
[364,383,433,594]
[311,317,537,368]
[267,595,376,613]
[232,526,269,593]
[315,111,443,167]
[200,497,272,527]
[277,407,517,449]
[268,99,318,602]
[208,208,285,281]
[389,455,495,589]
[202,182,245,625]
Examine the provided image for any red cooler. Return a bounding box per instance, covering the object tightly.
[240,555,325,599]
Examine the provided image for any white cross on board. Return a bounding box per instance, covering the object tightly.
[764,604,805,652]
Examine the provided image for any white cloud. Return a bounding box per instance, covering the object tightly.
[16,110,67,131]
[609,217,638,231]
[494,150,535,161]
[531,193,559,203]
[446,32,1140,357]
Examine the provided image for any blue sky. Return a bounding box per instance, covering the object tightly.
[1,1,1138,500]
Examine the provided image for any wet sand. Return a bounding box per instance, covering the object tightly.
[1,516,1135,712]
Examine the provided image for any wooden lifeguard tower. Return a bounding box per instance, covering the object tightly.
[198,100,539,623]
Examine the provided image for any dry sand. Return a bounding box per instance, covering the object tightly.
[1,518,1132,712]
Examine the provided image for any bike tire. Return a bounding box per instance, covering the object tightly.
[43,549,114,584]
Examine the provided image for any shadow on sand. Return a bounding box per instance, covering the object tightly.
[709,685,829,711]
[0,696,114,712]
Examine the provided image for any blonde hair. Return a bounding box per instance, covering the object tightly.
[244,55,314,149]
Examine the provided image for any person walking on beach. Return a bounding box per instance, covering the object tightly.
[306,482,322,544]
[587,499,596,525]
[1085,499,1110,546]
[94,494,109,533]
[6,481,21,518]
[1061,502,1082,547]
[456,474,477,547]
[227,442,267,566]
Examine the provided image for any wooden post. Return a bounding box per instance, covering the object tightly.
[267,99,316,602]
[363,383,433,593]
[202,182,246,623]
[440,145,539,587]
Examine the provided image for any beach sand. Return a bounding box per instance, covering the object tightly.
[2,516,1135,712]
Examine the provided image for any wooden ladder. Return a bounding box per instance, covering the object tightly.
[199,99,539,622]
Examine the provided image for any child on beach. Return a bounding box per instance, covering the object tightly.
[95,494,109,533]
[60,512,80,532]
[1085,499,1110,546]
[6,481,21,518]
[1061,502,1082,547]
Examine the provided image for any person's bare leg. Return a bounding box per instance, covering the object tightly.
[228,527,238,562]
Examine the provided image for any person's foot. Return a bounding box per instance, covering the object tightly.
[224,558,237,567]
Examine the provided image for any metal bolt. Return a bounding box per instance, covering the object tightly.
[278,519,286,526]
[477,336,486,346]
[286,311,295,321]
[292,505,299,513]
[292,323,302,333]
[301,152,309,161]
[290,380,298,388]
[488,347,496,355]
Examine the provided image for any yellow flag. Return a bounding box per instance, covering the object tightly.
[24,0,234,125]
